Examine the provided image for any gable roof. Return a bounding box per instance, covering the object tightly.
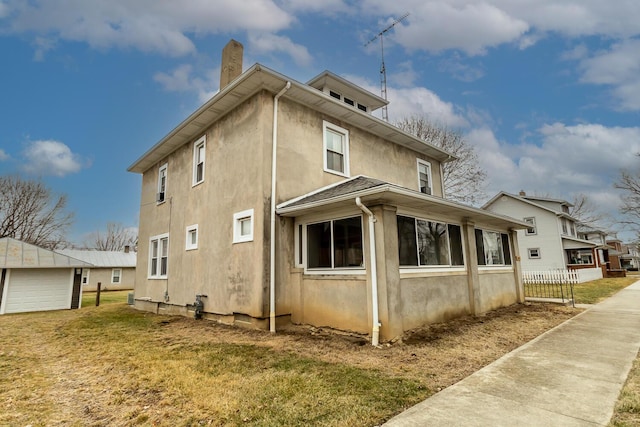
[277,176,529,230]
[128,63,455,174]
[58,249,136,268]
[483,191,579,220]
[0,238,92,269]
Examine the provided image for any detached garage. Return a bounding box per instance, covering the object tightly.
[0,237,92,315]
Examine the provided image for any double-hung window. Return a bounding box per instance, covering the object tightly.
[323,121,349,176]
[157,163,167,203]
[475,229,512,266]
[149,233,169,278]
[307,216,363,269]
[397,215,464,267]
[193,136,206,186]
[417,160,432,195]
[111,268,122,284]
[523,217,536,235]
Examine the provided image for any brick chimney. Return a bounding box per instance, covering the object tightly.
[519,190,526,196]
[220,39,243,90]
[124,245,130,253]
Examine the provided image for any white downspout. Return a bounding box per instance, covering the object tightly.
[356,197,380,346]
[270,81,291,333]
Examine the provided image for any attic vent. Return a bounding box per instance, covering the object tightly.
[357,103,367,112]
[344,97,354,106]
[329,90,341,99]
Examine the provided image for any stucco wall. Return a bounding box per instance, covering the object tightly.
[134,92,271,319]
[275,99,444,203]
[400,274,471,331]
[477,270,519,313]
[294,276,369,333]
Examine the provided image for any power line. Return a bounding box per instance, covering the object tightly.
[364,12,409,122]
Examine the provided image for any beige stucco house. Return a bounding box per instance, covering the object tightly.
[128,41,528,343]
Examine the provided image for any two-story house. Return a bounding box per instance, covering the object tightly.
[483,191,602,281]
[128,41,527,343]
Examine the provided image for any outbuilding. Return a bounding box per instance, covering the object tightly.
[0,237,92,314]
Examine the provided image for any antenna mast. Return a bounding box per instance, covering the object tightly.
[365,12,409,122]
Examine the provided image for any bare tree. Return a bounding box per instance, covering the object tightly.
[396,115,487,205]
[569,193,609,230]
[615,160,640,237]
[84,222,137,251]
[0,175,73,249]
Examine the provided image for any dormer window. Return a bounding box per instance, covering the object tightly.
[329,90,341,100]
[343,97,354,106]
[357,103,367,112]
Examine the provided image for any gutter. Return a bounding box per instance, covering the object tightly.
[270,81,291,333]
[355,197,380,346]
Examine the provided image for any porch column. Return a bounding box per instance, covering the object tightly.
[462,219,481,316]
[369,205,403,342]
[510,229,525,303]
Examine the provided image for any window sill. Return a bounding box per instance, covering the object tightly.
[303,268,365,276]
[399,267,466,276]
[323,168,350,179]
[148,276,168,280]
[192,180,204,188]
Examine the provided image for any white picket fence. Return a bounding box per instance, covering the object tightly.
[522,270,579,285]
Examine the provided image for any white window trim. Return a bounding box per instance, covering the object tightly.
[233,209,254,243]
[111,268,122,284]
[157,163,167,204]
[192,135,206,187]
[523,217,537,235]
[528,248,541,259]
[302,214,366,274]
[322,121,350,177]
[416,159,433,195]
[185,224,199,251]
[149,233,169,279]
[82,268,90,285]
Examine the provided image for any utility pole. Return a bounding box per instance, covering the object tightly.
[365,12,409,122]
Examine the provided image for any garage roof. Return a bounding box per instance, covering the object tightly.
[58,249,136,268]
[0,238,93,269]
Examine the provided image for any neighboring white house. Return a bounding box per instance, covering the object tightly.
[59,248,136,291]
[0,238,92,315]
[483,192,602,281]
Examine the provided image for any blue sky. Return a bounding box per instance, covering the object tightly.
[1,0,639,244]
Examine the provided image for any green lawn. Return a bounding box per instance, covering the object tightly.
[572,277,638,304]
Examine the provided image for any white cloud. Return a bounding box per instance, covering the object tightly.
[154,64,219,103]
[0,148,9,161]
[470,122,640,207]
[359,1,640,55]
[247,33,312,67]
[577,39,640,111]
[3,0,293,57]
[393,2,529,56]
[22,140,85,177]
[386,86,469,128]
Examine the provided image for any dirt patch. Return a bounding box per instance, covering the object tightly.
[154,301,578,388]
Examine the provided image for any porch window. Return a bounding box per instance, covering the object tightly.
[475,229,512,266]
[397,215,464,267]
[568,249,594,265]
[307,216,363,269]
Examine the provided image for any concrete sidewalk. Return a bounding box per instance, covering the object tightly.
[383,281,640,426]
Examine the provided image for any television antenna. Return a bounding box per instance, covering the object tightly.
[365,12,409,122]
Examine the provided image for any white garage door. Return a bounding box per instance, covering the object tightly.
[3,269,72,314]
